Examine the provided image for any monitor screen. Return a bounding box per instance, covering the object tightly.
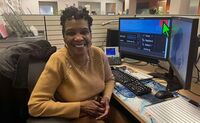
[106,48,116,55]
[168,17,198,90]
[119,17,171,63]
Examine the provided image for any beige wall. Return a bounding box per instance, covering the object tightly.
[169,0,200,15]
[169,0,190,14]
[189,0,200,14]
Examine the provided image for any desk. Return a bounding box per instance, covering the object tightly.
[112,62,200,123]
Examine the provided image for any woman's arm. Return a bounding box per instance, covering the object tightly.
[28,54,80,119]
[102,54,115,100]
[96,54,115,120]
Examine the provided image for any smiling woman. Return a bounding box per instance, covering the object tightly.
[64,19,91,60]
[28,6,115,123]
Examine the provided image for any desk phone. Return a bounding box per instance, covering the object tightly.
[104,47,121,65]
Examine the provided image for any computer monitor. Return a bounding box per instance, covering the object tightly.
[119,17,171,64]
[168,17,199,90]
[106,29,119,47]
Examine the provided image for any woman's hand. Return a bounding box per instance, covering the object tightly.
[80,100,105,118]
[96,96,110,120]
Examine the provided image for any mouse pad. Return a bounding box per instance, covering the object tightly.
[140,79,171,104]
[115,83,135,98]
[140,94,164,104]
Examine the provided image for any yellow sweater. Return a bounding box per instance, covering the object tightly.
[28,46,115,122]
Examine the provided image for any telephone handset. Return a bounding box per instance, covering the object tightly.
[104,47,121,65]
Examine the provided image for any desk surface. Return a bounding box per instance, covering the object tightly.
[112,62,200,123]
[122,62,200,103]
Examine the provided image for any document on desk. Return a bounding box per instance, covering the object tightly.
[124,69,153,80]
[144,97,200,123]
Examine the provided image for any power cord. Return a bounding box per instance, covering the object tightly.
[194,64,200,83]
[194,35,200,83]
[157,63,169,72]
[148,62,169,79]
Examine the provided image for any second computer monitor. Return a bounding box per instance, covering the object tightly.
[119,17,171,63]
[168,17,199,90]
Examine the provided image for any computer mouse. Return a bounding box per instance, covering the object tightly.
[155,90,174,99]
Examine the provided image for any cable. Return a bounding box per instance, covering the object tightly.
[148,63,169,79]
[157,63,169,72]
[196,35,200,63]
[192,77,199,83]
[194,64,200,83]
[149,63,157,66]
[196,53,200,64]
[194,34,200,83]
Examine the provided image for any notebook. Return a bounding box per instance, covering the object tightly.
[144,97,200,123]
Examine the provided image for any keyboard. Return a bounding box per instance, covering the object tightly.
[111,67,152,96]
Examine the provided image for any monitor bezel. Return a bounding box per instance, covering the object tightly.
[168,17,199,90]
[119,17,172,64]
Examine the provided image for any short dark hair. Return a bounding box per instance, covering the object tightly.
[60,6,93,36]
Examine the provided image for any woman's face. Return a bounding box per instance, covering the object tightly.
[64,19,92,56]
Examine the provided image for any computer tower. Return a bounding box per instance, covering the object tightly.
[106,28,119,47]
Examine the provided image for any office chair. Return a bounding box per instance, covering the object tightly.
[12,47,70,123]
[26,59,69,123]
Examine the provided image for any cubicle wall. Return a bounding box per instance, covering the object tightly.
[21,15,120,49]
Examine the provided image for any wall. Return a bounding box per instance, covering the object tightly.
[79,2,101,15]
[169,0,190,14]
[21,0,123,15]
[169,0,200,15]
[189,0,200,14]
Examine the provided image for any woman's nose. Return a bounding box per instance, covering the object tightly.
[74,33,84,41]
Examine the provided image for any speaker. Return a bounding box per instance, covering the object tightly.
[106,28,119,47]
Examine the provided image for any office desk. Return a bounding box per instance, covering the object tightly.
[112,62,200,123]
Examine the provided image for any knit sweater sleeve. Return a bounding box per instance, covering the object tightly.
[28,53,80,119]
[102,51,116,101]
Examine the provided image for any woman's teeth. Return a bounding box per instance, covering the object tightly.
[75,44,84,47]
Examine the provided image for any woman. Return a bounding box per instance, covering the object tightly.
[28,6,115,123]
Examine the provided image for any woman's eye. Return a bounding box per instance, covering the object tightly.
[81,30,89,35]
[65,31,76,36]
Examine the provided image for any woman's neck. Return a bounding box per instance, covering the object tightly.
[75,54,88,65]
[69,51,89,66]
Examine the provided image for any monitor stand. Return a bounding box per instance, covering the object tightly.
[123,58,140,64]
[149,66,182,91]
[165,67,182,91]
[148,72,168,79]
